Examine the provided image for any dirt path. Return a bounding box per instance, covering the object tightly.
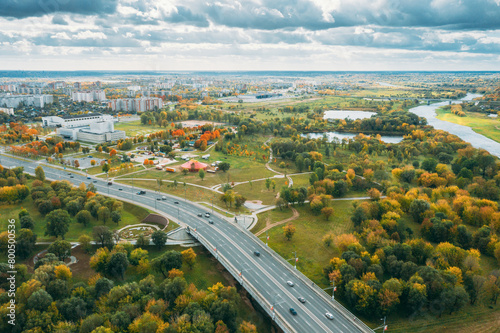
[255,207,299,236]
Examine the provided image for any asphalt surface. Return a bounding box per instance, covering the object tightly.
[1,155,371,333]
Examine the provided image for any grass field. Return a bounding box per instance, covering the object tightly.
[233,177,287,205]
[125,157,276,187]
[436,107,500,143]
[290,173,312,188]
[251,208,295,235]
[114,120,170,137]
[260,201,357,288]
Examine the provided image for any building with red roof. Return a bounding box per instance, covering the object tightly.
[180,159,208,172]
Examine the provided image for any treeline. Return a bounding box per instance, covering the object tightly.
[0,245,257,332]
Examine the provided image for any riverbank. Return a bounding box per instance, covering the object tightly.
[435,107,500,143]
[409,93,500,158]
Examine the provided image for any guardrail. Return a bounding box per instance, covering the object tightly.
[190,229,295,333]
[241,225,374,333]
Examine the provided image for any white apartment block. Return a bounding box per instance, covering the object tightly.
[108,97,163,112]
[0,107,14,115]
[0,94,53,108]
[71,90,107,102]
[17,86,43,94]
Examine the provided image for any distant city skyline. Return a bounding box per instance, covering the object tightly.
[1,0,500,71]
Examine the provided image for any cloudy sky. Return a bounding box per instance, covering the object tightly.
[1,0,500,71]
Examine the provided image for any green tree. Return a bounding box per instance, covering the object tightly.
[17,228,37,259]
[35,166,45,181]
[27,289,53,312]
[111,211,121,225]
[78,234,92,253]
[295,155,305,172]
[421,158,438,173]
[20,215,34,230]
[92,226,114,248]
[76,210,92,227]
[151,230,168,249]
[45,209,71,239]
[152,250,182,277]
[265,178,271,191]
[48,240,72,261]
[199,168,205,181]
[102,163,110,174]
[309,172,318,186]
[218,162,230,172]
[106,252,129,279]
[210,299,238,332]
[409,199,431,224]
[60,297,87,322]
[98,206,110,224]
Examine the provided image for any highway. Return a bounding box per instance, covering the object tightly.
[0,154,373,333]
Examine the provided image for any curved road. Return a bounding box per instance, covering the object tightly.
[0,155,372,333]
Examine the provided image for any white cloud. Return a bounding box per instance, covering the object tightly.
[73,30,108,40]
[51,32,71,40]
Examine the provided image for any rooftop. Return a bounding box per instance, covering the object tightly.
[62,113,102,120]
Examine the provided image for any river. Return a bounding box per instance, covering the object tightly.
[408,93,500,157]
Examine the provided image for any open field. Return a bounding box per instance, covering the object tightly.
[114,120,170,136]
[251,208,295,235]
[125,155,276,187]
[258,201,357,288]
[436,107,500,143]
[232,177,287,205]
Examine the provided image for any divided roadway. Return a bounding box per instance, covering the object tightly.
[0,155,372,333]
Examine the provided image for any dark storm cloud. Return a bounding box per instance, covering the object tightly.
[328,0,500,30]
[0,0,118,19]
[204,0,334,30]
[164,6,209,27]
[51,15,68,25]
[126,0,500,31]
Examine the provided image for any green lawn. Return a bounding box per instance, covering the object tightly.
[436,107,500,143]
[290,173,311,188]
[114,120,170,137]
[233,177,286,205]
[262,201,357,288]
[127,157,276,188]
[252,208,295,235]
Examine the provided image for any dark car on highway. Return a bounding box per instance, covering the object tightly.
[136,190,146,195]
[290,308,297,316]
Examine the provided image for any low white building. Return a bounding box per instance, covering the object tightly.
[42,113,125,143]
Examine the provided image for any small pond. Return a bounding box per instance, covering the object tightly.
[323,110,376,120]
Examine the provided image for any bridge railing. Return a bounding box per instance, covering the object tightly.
[240,225,374,333]
[191,230,295,333]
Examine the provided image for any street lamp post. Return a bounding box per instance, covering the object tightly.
[266,231,269,246]
[374,317,388,332]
